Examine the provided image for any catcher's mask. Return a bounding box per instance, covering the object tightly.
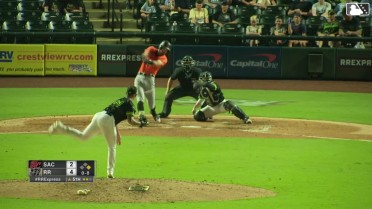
[181,55,195,73]
[159,40,172,52]
[199,71,213,82]
[126,86,137,97]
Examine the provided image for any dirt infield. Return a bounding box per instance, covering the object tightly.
[1,77,371,203]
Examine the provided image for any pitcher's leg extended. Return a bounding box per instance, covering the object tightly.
[48,113,101,140]
[97,113,117,178]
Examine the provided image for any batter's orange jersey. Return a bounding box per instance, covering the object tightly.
[138,46,168,76]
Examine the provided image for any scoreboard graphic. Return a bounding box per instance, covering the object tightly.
[28,160,95,182]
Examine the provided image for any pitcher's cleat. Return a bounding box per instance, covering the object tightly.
[48,121,66,134]
[244,117,253,124]
[107,174,114,179]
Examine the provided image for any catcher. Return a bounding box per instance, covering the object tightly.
[192,71,252,124]
[158,55,202,118]
[48,86,148,179]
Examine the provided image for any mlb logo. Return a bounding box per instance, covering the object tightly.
[346,3,370,16]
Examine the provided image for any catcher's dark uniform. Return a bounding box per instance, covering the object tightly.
[159,66,202,118]
[193,79,251,124]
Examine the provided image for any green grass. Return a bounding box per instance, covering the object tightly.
[1,88,372,124]
[1,88,372,209]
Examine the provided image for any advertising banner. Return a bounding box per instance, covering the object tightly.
[0,44,44,76]
[227,47,281,78]
[126,44,173,78]
[336,49,372,81]
[173,45,227,78]
[97,45,127,76]
[44,44,97,76]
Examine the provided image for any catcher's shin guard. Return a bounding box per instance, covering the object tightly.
[224,100,248,121]
[194,110,207,121]
[232,106,249,121]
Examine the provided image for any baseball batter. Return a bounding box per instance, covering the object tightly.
[192,71,253,124]
[48,86,148,178]
[158,55,202,118]
[134,40,171,123]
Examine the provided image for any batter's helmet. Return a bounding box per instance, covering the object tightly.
[159,40,172,51]
[199,71,213,82]
[126,86,137,96]
[181,55,195,72]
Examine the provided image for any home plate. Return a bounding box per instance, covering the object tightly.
[181,126,202,128]
[243,125,271,133]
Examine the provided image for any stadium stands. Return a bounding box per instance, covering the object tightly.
[0,0,94,44]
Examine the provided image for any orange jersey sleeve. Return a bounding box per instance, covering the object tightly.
[138,46,168,76]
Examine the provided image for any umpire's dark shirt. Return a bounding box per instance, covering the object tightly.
[171,67,202,90]
[104,97,136,125]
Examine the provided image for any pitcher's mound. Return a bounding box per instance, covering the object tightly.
[0,178,275,203]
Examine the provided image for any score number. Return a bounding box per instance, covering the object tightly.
[66,160,95,176]
[66,161,77,176]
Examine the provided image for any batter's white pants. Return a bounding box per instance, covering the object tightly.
[134,74,156,111]
[59,111,117,176]
[200,99,228,118]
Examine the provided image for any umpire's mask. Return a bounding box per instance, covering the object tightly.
[181,55,196,74]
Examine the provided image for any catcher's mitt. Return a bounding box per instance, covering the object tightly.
[139,115,149,128]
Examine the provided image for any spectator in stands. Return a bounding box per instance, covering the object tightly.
[335,0,354,17]
[212,1,238,26]
[175,0,192,14]
[257,0,276,9]
[43,0,65,13]
[203,0,221,8]
[189,0,209,24]
[159,0,177,15]
[225,0,245,7]
[287,0,313,19]
[338,7,363,48]
[269,15,287,46]
[65,0,84,12]
[246,15,262,46]
[287,12,307,47]
[312,0,332,17]
[317,10,339,48]
[241,0,258,6]
[140,0,159,22]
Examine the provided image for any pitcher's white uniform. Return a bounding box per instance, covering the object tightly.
[49,87,139,178]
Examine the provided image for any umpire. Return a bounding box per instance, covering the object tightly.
[158,55,202,118]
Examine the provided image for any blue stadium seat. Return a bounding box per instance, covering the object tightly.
[172,22,197,45]
[195,23,220,45]
[219,23,245,46]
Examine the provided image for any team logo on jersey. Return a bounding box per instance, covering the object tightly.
[346,3,370,16]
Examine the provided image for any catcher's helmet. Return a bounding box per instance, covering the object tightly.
[181,55,195,72]
[199,71,213,82]
[126,86,137,96]
[159,40,172,52]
